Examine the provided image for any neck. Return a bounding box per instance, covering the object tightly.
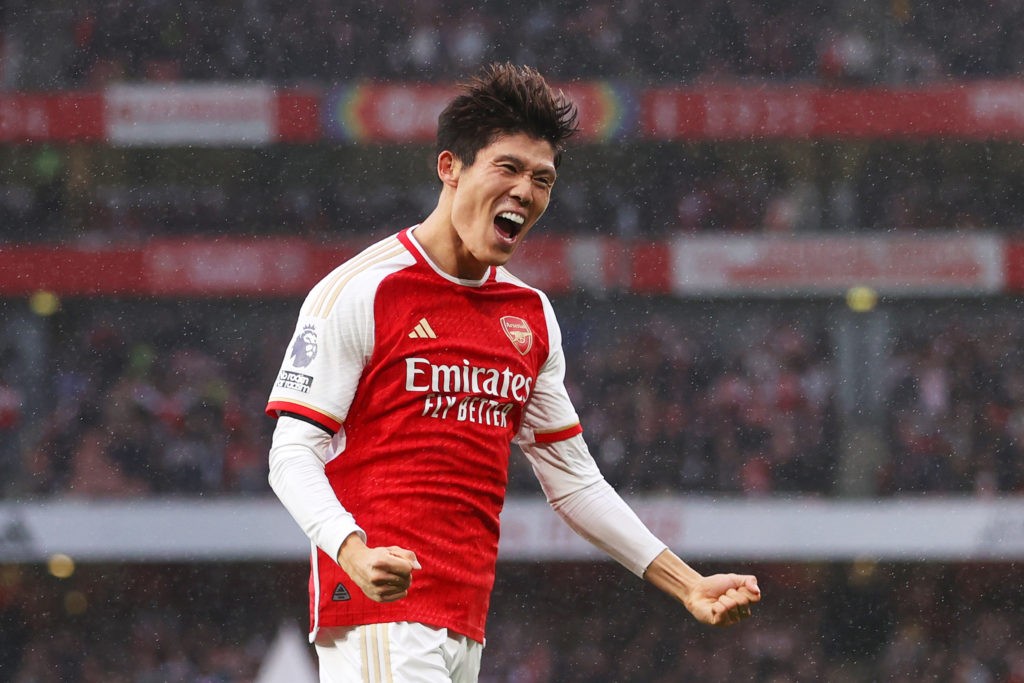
[414,203,488,281]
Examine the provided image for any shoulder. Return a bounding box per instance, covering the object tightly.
[493,266,552,305]
[494,266,562,346]
[301,233,416,319]
[495,266,557,311]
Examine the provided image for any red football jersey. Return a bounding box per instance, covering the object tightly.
[267,228,582,642]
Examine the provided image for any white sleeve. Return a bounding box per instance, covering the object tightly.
[268,415,365,563]
[515,292,580,443]
[520,434,667,578]
[267,247,393,431]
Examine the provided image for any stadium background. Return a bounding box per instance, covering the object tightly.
[2,0,1024,680]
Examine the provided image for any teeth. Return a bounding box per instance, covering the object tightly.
[498,212,525,225]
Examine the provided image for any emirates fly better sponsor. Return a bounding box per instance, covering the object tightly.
[405,357,533,428]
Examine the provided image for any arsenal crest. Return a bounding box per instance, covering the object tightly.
[500,316,533,355]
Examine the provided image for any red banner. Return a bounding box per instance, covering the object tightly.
[0,93,104,142]
[275,89,321,143]
[0,246,145,295]
[104,84,278,146]
[0,88,318,145]
[0,239,580,298]
[4,82,1024,144]
[640,82,1024,140]
[1004,242,1024,291]
[669,235,1005,295]
[2,235,1019,298]
[0,241,356,297]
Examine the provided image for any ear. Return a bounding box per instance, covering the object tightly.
[437,151,461,187]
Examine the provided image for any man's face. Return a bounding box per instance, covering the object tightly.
[447,132,557,273]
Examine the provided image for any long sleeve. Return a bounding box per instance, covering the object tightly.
[520,433,667,578]
[268,415,365,562]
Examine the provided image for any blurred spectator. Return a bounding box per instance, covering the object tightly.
[507,304,840,497]
[1,0,1020,91]
[2,5,1023,504]
[16,302,279,499]
[4,137,1024,244]
[9,1,1016,245]
[817,27,878,85]
[881,313,1024,496]
[0,362,24,495]
[0,2,1022,677]
[892,0,1024,80]
[0,559,900,680]
[17,297,1024,500]
[1,296,842,499]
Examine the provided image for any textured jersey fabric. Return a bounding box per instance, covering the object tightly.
[267,227,582,642]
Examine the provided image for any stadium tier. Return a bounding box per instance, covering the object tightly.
[2,2,1024,680]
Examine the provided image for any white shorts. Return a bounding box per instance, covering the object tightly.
[314,622,483,683]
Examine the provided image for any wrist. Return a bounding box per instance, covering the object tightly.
[644,549,703,608]
[336,531,367,571]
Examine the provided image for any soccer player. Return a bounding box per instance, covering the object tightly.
[267,63,760,682]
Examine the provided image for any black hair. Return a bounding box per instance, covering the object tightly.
[436,63,579,169]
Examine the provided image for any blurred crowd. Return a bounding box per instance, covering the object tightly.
[880,312,1024,495]
[1,3,1022,681]
[2,560,1022,681]
[483,561,1024,682]
[2,0,1022,89]
[4,301,284,499]
[526,304,840,496]
[3,298,841,499]
[0,1,1020,246]
[4,296,1024,500]
[2,139,1022,247]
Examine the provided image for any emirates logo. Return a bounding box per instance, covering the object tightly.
[500,316,533,355]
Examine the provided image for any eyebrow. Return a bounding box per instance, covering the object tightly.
[494,154,557,178]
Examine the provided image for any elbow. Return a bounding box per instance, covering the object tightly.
[546,477,610,511]
[267,450,285,498]
[266,443,311,498]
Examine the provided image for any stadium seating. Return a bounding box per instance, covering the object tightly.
[2,1,1023,680]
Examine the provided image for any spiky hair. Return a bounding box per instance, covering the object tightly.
[436,63,579,169]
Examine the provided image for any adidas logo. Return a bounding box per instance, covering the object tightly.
[408,318,437,339]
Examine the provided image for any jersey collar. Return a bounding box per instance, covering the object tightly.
[401,225,494,287]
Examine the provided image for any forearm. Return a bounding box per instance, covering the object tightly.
[268,416,364,561]
[552,478,668,577]
[520,430,759,626]
[522,435,666,577]
[643,548,703,607]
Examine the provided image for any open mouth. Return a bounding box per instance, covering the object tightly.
[494,211,525,242]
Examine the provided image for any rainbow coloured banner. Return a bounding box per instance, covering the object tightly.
[323,81,637,143]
